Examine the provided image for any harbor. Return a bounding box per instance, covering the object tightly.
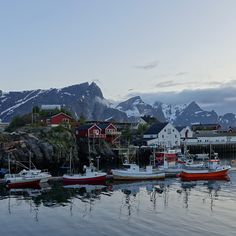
[0,167,235,236]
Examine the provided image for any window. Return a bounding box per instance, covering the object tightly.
[93,129,99,135]
[167,128,171,134]
[162,135,164,138]
[164,129,166,132]
[175,135,177,138]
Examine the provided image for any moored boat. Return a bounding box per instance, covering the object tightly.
[112,164,165,181]
[63,165,107,185]
[19,169,52,183]
[4,174,41,189]
[180,159,231,181]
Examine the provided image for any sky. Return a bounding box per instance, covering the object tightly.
[1,0,236,114]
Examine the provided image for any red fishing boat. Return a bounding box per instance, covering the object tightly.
[180,159,231,181]
[63,165,107,185]
[156,149,179,165]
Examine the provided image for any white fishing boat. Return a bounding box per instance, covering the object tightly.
[112,163,165,181]
[14,152,52,183]
[19,169,52,183]
[4,154,41,188]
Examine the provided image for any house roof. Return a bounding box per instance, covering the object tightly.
[191,123,220,130]
[176,126,186,132]
[98,123,116,130]
[144,122,168,135]
[51,112,73,119]
[77,124,101,131]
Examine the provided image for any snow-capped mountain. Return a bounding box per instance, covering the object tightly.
[158,103,187,123]
[116,96,166,122]
[1,83,236,127]
[173,101,218,126]
[219,113,236,127]
[0,82,127,122]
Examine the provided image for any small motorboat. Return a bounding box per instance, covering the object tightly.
[112,164,165,181]
[180,159,231,181]
[63,165,107,185]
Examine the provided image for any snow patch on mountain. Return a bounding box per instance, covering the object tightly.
[0,90,44,116]
[161,103,187,123]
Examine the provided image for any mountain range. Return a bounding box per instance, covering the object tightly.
[0,82,236,127]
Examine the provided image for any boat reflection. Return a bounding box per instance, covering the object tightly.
[5,183,51,222]
[178,177,230,210]
[0,175,232,221]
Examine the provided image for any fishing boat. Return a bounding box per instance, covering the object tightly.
[4,154,41,189]
[19,169,52,183]
[17,152,52,183]
[112,163,165,181]
[63,165,107,185]
[63,152,107,185]
[180,159,231,181]
[4,174,41,189]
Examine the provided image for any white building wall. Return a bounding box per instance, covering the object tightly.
[180,126,193,138]
[157,123,180,148]
[184,135,236,145]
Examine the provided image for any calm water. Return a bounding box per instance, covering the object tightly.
[0,171,236,235]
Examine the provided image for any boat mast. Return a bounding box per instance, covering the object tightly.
[29,151,32,170]
[8,153,11,174]
[96,155,100,171]
[69,148,72,174]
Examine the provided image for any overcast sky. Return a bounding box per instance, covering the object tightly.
[1,0,236,114]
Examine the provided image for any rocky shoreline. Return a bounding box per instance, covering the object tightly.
[0,125,119,175]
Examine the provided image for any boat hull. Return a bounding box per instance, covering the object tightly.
[112,172,165,181]
[6,179,41,189]
[180,168,230,181]
[63,173,107,185]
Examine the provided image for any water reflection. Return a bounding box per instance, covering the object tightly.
[179,177,230,210]
[0,176,232,222]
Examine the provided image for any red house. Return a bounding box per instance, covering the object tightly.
[98,123,121,144]
[75,124,105,139]
[50,112,74,127]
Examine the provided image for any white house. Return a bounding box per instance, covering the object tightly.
[143,122,181,148]
[176,126,193,139]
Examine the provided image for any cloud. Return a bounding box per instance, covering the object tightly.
[134,60,159,70]
[175,72,188,76]
[156,80,183,88]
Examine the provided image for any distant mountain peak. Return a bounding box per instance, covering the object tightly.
[1,84,236,127]
[187,101,202,112]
